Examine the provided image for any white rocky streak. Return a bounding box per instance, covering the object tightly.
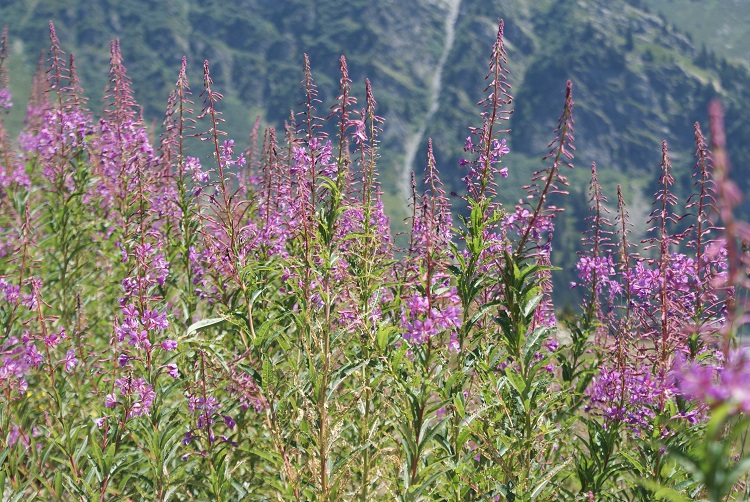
[400,0,462,201]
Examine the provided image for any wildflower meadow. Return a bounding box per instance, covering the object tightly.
[1,20,750,501]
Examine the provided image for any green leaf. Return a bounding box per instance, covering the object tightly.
[186,317,225,337]
[505,368,527,397]
[327,360,367,400]
[377,325,398,352]
[522,326,551,367]
[262,358,275,390]
[392,342,408,372]
[408,466,447,500]
[521,291,543,318]
[456,426,473,451]
[453,395,465,420]
[54,470,62,498]
[418,419,445,450]
[620,450,647,474]
[530,457,571,499]
[396,420,417,469]
[636,478,692,502]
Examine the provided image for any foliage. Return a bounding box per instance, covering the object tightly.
[1,20,750,501]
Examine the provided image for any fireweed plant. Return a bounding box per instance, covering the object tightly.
[1,20,750,501]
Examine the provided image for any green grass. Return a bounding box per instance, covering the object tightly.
[643,0,750,66]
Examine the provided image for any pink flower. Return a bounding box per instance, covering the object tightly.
[166,363,179,378]
[224,415,236,429]
[105,393,118,409]
[62,350,78,373]
[161,340,177,351]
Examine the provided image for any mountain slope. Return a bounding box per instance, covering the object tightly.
[2,0,748,196]
[642,0,750,67]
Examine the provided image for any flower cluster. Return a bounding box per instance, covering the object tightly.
[105,376,155,418]
[292,136,335,181]
[186,156,208,192]
[92,117,155,208]
[0,155,30,190]
[572,255,622,300]
[239,215,290,260]
[673,348,750,414]
[0,334,42,395]
[218,139,245,170]
[183,393,238,449]
[400,285,462,349]
[121,241,170,295]
[115,303,173,352]
[0,88,11,111]
[226,368,267,412]
[461,137,509,176]
[626,253,709,310]
[462,135,511,203]
[586,363,667,435]
[20,107,93,168]
[504,205,555,244]
[7,424,40,451]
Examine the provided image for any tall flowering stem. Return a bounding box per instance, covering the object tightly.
[0,25,11,114]
[708,100,748,354]
[350,77,389,501]
[561,163,613,413]
[505,80,574,333]
[684,121,721,357]
[688,123,712,314]
[578,162,615,325]
[615,184,634,329]
[463,19,512,209]
[330,55,355,194]
[299,54,324,214]
[644,141,681,374]
[34,23,95,327]
[395,140,461,496]
[514,80,573,261]
[160,56,200,323]
[454,18,514,349]
[194,60,257,351]
[197,60,238,251]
